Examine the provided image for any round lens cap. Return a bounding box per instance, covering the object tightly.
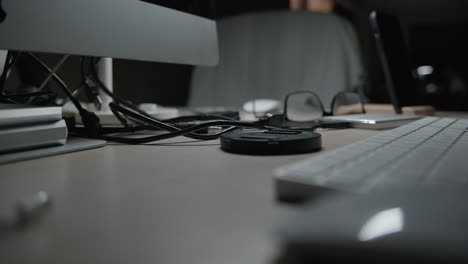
[220,129,322,155]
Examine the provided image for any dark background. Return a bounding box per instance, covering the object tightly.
[8,0,468,110]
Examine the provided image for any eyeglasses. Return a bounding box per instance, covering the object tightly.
[259,90,366,129]
[284,90,365,121]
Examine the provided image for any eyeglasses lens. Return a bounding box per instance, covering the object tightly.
[332,92,365,115]
[286,92,323,122]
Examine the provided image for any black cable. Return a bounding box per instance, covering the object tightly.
[164,114,237,123]
[0,51,13,93]
[80,56,288,144]
[88,57,161,118]
[29,54,105,136]
[1,91,56,99]
[79,57,101,107]
[0,53,103,137]
[59,85,84,106]
[27,53,85,112]
[102,120,264,144]
[109,102,269,140]
[70,124,157,136]
[1,52,49,105]
[31,92,58,106]
[88,58,165,119]
[0,52,57,105]
[87,57,233,139]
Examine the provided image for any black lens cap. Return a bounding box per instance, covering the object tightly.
[220,129,322,155]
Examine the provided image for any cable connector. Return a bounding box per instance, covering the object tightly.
[79,109,102,137]
[83,76,103,110]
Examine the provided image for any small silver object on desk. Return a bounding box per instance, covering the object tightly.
[0,191,51,230]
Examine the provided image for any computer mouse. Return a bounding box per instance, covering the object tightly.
[242,99,281,114]
[276,188,468,263]
[138,103,179,119]
[240,99,282,121]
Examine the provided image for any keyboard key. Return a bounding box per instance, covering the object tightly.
[274,117,468,201]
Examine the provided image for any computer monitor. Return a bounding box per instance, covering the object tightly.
[0,0,219,158]
[0,0,218,66]
[139,0,215,19]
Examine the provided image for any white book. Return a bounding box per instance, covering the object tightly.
[0,120,67,153]
[0,103,63,128]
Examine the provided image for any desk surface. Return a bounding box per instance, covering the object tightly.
[0,121,439,263]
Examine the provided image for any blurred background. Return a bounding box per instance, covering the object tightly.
[5,0,468,111]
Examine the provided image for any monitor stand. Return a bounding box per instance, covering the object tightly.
[90,57,121,125]
[97,57,114,113]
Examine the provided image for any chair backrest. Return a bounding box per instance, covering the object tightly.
[189,11,364,111]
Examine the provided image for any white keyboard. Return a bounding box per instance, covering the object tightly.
[274,117,468,201]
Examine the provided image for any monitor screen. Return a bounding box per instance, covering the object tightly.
[139,0,214,19]
[0,0,218,66]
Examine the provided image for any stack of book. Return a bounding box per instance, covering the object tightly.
[0,103,67,154]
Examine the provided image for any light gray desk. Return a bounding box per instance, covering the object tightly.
[0,127,416,264]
